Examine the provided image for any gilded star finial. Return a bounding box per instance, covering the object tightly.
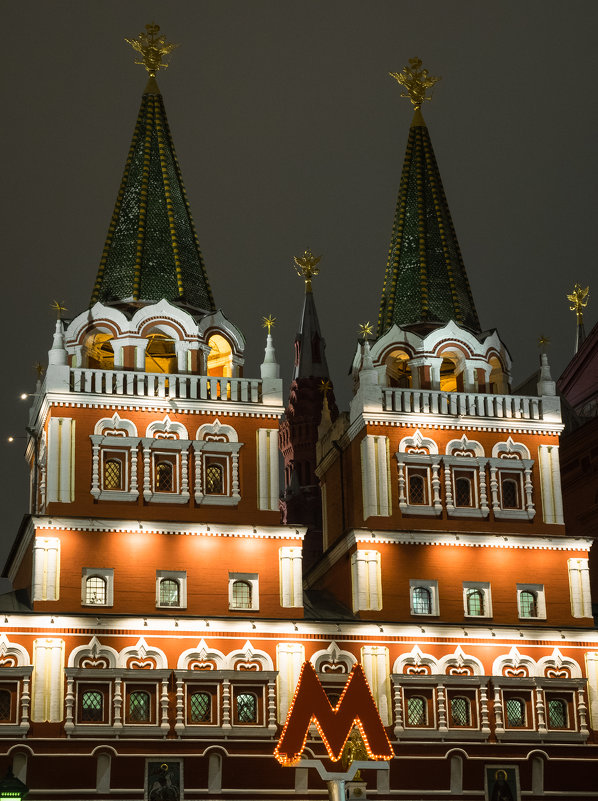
[358,321,374,338]
[294,249,321,292]
[34,362,45,379]
[567,284,589,323]
[51,300,67,319]
[538,334,550,351]
[262,314,277,334]
[389,57,441,111]
[125,23,179,78]
[319,379,332,398]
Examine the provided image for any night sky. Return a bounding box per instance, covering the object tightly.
[1,2,597,567]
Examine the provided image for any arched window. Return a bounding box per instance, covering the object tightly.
[386,350,412,388]
[506,698,526,727]
[406,695,427,726]
[455,475,472,507]
[232,580,252,609]
[408,473,426,505]
[466,588,484,616]
[236,692,257,723]
[450,696,470,726]
[129,691,150,722]
[548,698,567,728]
[159,578,180,607]
[207,334,233,377]
[145,332,177,374]
[412,586,432,615]
[81,690,103,722]
[190,691,211,723]
[103,458,123,491]
[519,590,537,618]
[489,356,508,394]
[0,689,11,721]
[439,352,463,392]
[501,477,519,509]
[84,332,114,370]
[85,576,107,605]
[156,461,173,492]
[206,463,224,494]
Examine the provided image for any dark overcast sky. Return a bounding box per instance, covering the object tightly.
[1,1,597,566]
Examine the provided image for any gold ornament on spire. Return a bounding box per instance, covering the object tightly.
[262,314,277,334]
[319,379,332,398]
[125,23,179,78]
[389,57,440,110]
[567,284,589,323]
[358,321,374,338]
[51,300,67,319]
[538,334,550,351]
[294,249,321,292]
[34,362,45,379]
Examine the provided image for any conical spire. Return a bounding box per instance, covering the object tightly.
[90,25,215,312]
[292,249,330,380]
[377,59,480,336]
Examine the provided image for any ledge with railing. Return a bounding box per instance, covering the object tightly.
[382,387,553,421]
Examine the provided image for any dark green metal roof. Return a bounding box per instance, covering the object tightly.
[377,108,480,335]
[91,77,215,311]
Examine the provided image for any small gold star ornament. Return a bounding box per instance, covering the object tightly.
[51,300,67,319]
[262,315,277,334]
[358,321,374,338]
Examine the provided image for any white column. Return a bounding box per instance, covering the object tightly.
[47,418,75,503]
[279,547,303,608]
[257,429,280,511]
[32,638,64,722]
[175,677,185,737]
[538,444,564,524]
[361,646,390,726]
[568,558,592,618]
[64,675,75,735]
[32,538,60,602]
[90,437,101,498]
[180,448,190,500]
[584,652,598,729]
[276,643,305,723]
[142,439,152,501]
[222,679,232,729]
[113,677,123,731]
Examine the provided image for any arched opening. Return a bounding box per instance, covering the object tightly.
[159,578,180,607]
[207,334,233,377]
[81,690,104,722]
[450,696,471,726]
[547,698,567,728]
[489,356,508,394]
[519,590,537,618]
[190,691,211,723]
[439,350,464,392]
[84,332,114,370]
[145,331,177,374]
[128,691,150,722]
[412,586,432,615]
[406,695,427,726]
[232,580,252,609]
[236,692,257,723]
[85,576,107,605]
[386,350,412,388]
[506,697,526,727]
[466,588,484,616]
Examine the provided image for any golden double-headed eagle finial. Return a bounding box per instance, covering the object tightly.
[389,57,441,110]
[567,283,589,323]
[125,23,179,78]
[294,249,321,292]
[262,314,277,334]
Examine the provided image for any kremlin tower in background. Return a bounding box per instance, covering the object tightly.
[0,28,596,801]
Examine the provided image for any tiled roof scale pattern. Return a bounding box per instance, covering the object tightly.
[377,109,481,335]
[91,79,215,312]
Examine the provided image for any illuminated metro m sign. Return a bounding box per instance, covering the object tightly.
[274,661,393,766]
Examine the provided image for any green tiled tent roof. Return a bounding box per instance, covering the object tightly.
[91,78,215,311]
[377,108,480,335]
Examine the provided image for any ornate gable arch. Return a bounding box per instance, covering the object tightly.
[399,429,439,455]
[118,637,167,669]
[446,435,485,458]
[68,636,118,669]
[177,639,226,671]
[225,640,274,671]
[94,413,138,438]
[0,633,30,667]
[492,436,531,460]
[393,645,439,676]
[196,419,238,443]
[132,299,197,341]
[311,641,357,674]
[536,648,581,679]
[492,646,536,678]
[146,416,189,440]
[438,645,484,677]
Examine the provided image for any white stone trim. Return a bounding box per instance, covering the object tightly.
[0,634,30,667]
[351,550,382,611]
[196,418,239,442]
[463,581,492,619]
[94,413,138,437]
[538,444,564,524]
[32,537,60,602]
[584,652,598,729]
[398,429,439,455]
[360,435,391,518]
[68,636,118,668]
[409,579,439,616]
[439,645,484,676]
[118,637,168,669]
[177,639,226,670]
[311,641,357,674]
[279,547,303,608]
[225,640,274,671]
[32,638,64,722]
[568,558,592,619]
[156,570,187,610]
[536,648,582,679]
[361,645,391,726]
[146,415,189,440]
[228,574,259,612]
[491,436,531,460]
[276,643,304,723]
[517,583,547,620]
[446,435,485,457]
[257,429,279,511]
[47,417,75,503]
[392,645,439,675]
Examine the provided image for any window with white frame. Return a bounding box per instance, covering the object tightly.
[517,584,546,620]
[410,580,438,616]
[153,454,177,493]
[90,414,140,502]
[443,436,488,519]
[453,469,476,508]
[463,581,492,618]
[229,573,259,611]
[488,439,535,521]
[396,431,442,517]
[81,568,114,607]
[351,551,382,612]
[156,571,187,609]
[141,418,191,505]
[194,420,243,506]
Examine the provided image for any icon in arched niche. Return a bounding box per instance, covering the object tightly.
[146,761,181,801]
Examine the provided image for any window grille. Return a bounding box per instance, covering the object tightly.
[548,698,567,728]
[506,698,525,727]
[466,588,484,616]
[190,692,211,722]
[156,461,173,492]
[408,473,426,505]
[501,478,519,509]
[232,580,252,609]
[519,590,537,618]
[451,696,470,726]
[85,576,107,605]
[81,690,103,722]
[412,586,432,615]
[206,463,224,494]
[455,476,472,507]
[104,458,122,490]
[129,691,150,722]
[0,690,10,721]
[236,692,257,723]
[159,578,180,607]
[406,695,427,726]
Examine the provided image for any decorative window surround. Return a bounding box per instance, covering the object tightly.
[409,579,439,616]
[81,568,114,608]
[311,642,357,674]
[487,457,535,520]
[228,573,259,612]
[277,643,305,723]
[0,643,32,737]
[538,444,564,525]
[463,581,492,619]
[442,456,489,519]
[47,417,75,504]
[141,438,191,504]
[193,440,242,506]
[517,583,546,620]
[90,436,140,501]
[156,570,187,610]
[361,646,391,726]
[396,454,442,517]
[391,675,490,741]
